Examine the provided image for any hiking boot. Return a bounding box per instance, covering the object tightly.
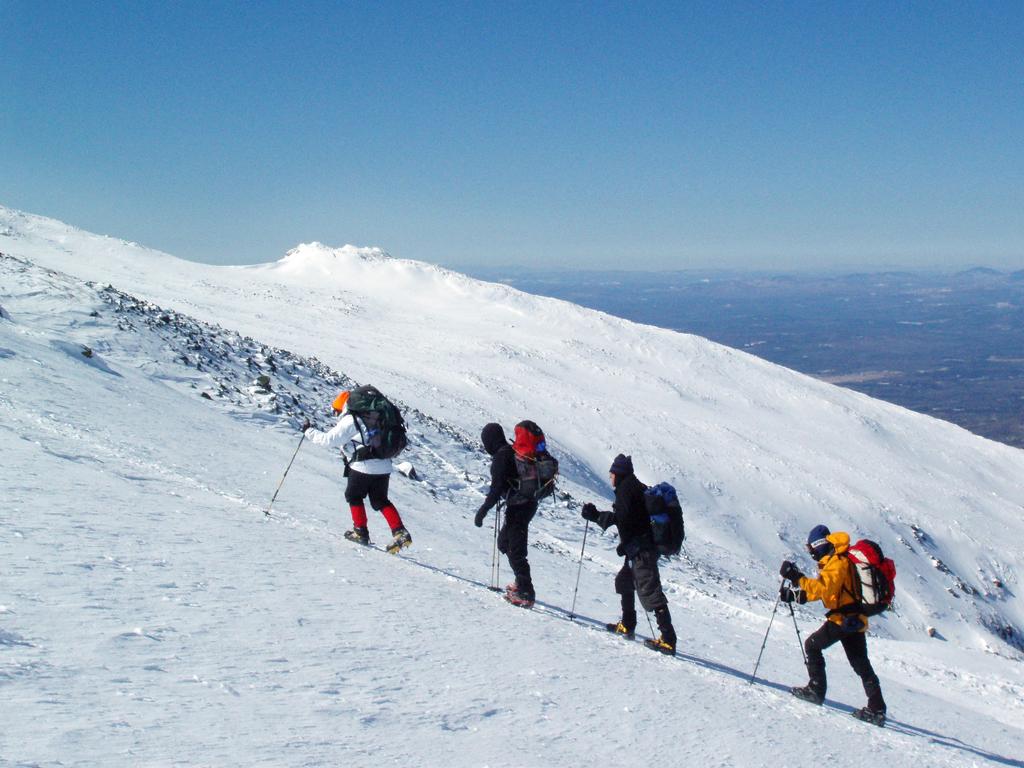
[790,685,825,705]
[385,527,412,554]
[852,707,886,727]
[504,584,535,608]
[605,621,636,638]
[344,527,370,545]
[644,635,676,655]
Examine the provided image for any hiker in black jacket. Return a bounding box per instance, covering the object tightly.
[582,453,677,654]
[474,423,537,606]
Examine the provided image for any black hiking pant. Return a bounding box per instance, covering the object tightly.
[805,620,886,711]
[616,550,675,645]
[497,502,537,598]
[344,471,404,531]
[344,470,392,510]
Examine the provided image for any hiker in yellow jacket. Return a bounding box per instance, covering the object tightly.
[780,525,887,726]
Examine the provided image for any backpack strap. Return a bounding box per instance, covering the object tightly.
[501,442,519,503]
[342,414,369,464]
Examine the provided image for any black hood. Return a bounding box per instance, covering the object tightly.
[481,423,508,456]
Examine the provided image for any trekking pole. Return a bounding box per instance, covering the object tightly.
[749,578,785,684]
[490,501,504,591]
[265,431,305,516]
[644,609,656,639]
[490,506,499,589]
[787,598,808,667]
[495,502,503,589]
[569,520,590,621]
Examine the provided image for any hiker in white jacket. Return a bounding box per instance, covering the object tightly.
[304,390,411,552]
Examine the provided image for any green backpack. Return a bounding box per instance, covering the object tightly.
[346,385,408,460]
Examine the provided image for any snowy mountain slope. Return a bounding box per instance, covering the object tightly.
[3,204,1023,656]
[3,256,1024,767]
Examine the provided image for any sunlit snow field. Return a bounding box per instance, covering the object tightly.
[2,208,1023,766]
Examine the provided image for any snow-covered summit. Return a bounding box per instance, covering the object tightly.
[271,242,394,277]
[258,239,536,306]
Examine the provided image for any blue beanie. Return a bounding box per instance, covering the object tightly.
[807,525,833,560]
[609,454,634,476]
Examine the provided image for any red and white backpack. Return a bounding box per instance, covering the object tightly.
[847,539,897,617]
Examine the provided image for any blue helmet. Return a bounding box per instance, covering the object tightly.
[806,525,834,560]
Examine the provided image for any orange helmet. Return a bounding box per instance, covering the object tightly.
[332,390,350,414]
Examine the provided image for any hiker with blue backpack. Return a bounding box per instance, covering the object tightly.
[780,524,891,726]
[581,454,681,655]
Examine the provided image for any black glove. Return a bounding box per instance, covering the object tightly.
[780,560,804,583]
[474,507,487,528]
[779,585,807,604]
[302,418,311,432]
[581,503,599,522]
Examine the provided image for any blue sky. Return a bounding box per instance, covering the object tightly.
[3,1,1022,270]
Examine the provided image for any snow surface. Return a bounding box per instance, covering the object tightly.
[2,208,1024,765]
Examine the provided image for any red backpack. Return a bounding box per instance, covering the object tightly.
[512,420,545,457]
[847,539,897,617]
[508,421,558,504]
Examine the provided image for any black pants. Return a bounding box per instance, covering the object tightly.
[344,470,391,510]
[616,551,674,644]
[805,620,886,711]
[497,503,536,598]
